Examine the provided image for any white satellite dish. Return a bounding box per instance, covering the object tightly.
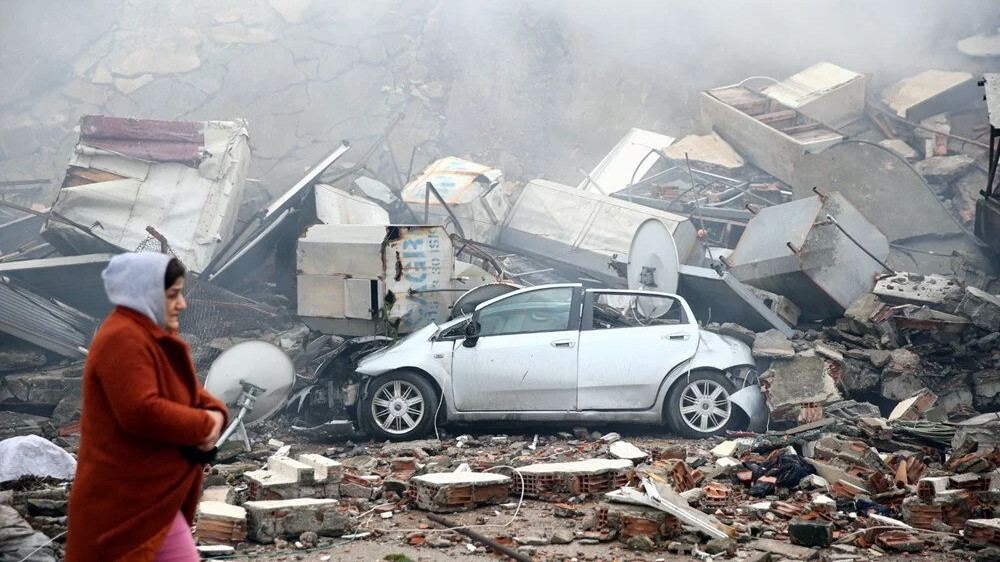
[205,340,295,451]
[627,218,681,294]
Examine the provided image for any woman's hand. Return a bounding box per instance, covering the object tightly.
[198,410,225,451]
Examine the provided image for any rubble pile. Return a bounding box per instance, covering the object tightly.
[1,11,999,556]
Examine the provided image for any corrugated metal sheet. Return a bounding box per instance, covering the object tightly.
[79,115,205,165]
[0,254,114,317]
[0,275,97,358]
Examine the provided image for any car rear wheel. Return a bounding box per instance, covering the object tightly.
[665,370,735,438]
[362,371,437,441]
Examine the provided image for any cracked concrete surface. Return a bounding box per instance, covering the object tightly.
[0,0,996,205]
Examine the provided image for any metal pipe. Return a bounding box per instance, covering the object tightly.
[426,182,467,238]
[821,213,895,274]
[215,406,248,447]
[426,513,533,562]
[867,102,989,149]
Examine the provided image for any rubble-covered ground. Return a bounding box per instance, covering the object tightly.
[6,1,1000,562]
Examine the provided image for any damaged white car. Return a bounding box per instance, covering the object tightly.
[351,284,767,441]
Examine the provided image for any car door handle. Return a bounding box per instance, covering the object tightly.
[551,340,576,348]
[664,333,690,341]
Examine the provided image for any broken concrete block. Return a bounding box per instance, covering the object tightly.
[0,412,49,440]
[878,139,919,161]
[0,347,47,373]
[965,519,1000,546]
[244,498,349,543]
[753,329,795,358]
[839,358,882,394]
[245,454,340,501]
[716,322,756,346]
[761,355,842,419]
[888,389,938,421]
[881,373,926,402]
[973,370,1000,411]
[409,472,510,513]
[3,371,82,406]
[844,293,894,336]
[297,454,343,484]
[874,273,964,312]
[590,502,680,544]
[788,517,832,547]
[814,343,843,363]
[515,459,634,499]
[608,441,648,463]
[195,501,247,545]
[915,155,975,184]
[749,538,817,559]
[957,287,1000,332]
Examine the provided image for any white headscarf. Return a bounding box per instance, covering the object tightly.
[102,252,174,328]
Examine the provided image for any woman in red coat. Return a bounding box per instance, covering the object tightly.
[66,252,228,561]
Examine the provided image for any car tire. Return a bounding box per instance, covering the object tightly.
[362,371,437,441]
[665,370,736,438]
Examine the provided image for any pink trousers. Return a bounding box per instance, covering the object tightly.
[153,511,198,561]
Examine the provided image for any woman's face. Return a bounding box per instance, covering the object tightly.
[164,276,187,332]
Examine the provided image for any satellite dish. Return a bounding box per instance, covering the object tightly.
[450,283,520,319]
[205,340,294,450]
[627,218,680,294]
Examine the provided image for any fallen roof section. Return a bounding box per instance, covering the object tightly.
[0,275,97,358]
[579,128,675,195]
[42,115,251,273]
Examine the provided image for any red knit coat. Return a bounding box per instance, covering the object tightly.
[65,307,228,561]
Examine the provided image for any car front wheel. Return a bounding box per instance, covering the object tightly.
[665,370,736,438]
[362,371,437,441]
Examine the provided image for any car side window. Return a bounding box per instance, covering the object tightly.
[590,293,687,329]
[477,287,574,337]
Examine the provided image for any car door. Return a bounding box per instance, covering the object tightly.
[576,290,699,410]
[451,286,581,411]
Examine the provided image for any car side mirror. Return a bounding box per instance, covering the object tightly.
[462,320,481,348]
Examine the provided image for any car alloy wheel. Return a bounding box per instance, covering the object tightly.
[678,379,732,433]
[370,379,426,435]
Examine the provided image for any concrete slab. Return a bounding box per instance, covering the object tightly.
[608,441,649,462]
[409,472,511,513]
[244,498,348,543]
[753,329,795,359]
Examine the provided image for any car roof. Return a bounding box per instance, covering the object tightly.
[474,284,684,311]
